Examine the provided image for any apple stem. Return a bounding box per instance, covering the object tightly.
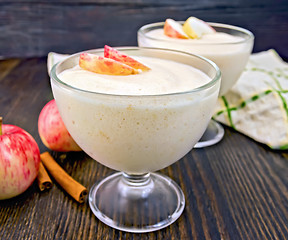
[0,117,2,136]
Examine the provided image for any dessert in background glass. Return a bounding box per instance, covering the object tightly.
[50,47,221,232]
[138,19,254,147]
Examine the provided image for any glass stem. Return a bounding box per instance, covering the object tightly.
[121,172,151,187]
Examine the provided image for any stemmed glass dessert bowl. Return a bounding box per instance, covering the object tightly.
[138,22,254,147]
[50,47,221,232]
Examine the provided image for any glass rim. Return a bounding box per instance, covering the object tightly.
[138,22,254,45]
[51,46,221,98]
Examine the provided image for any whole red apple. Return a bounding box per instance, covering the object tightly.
[38,99,81,152]
[0,118,41,200]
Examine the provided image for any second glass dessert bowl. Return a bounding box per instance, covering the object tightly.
[50,47,221,233]
[138,21,254,147]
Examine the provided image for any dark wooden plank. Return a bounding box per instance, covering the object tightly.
[0,57,288,238]
[0,0,287,59]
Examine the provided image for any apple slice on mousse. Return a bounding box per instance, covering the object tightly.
[164,18,189,39]
[79,52,138,75]
[183,17,216,39]
[104,45,150,72]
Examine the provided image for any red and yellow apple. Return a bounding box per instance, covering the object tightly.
[182,17,216,39]
[104,45,150,71]
[0,117,41,200]
[79,52,138,75]
[38,99,81,152]
[164,18,189,39]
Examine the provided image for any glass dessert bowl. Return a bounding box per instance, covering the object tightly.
[50,47,221,233]
[138,21,254,147]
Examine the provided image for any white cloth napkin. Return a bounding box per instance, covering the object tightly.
[213,49,288,149]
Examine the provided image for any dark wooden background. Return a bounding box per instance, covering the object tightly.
[0,0,287,60]
[0,56,288,240]
[0,1,288,240]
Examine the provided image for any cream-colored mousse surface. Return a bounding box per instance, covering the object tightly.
[58,56,210,95]
[146,29,243,44]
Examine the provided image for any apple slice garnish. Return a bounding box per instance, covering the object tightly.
[79,52,138,75]
[104,45,150,72]
[183,17,216,39]
[164,18,189,39]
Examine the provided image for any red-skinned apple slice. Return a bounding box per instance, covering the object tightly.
[104,45,150,71]
[79,53,138,75]
[164,18,189,39]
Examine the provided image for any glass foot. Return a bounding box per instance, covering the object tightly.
[194,120,224,148]
[89,172,185,233]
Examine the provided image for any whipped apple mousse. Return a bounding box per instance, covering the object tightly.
[51,47,220,174]
[138,17,254,95]
[58,56,209,95]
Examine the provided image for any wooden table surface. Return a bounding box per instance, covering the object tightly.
[0,56,288,240]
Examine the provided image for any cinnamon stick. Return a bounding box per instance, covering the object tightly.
[37,162,53,191]
[40,152,88,203]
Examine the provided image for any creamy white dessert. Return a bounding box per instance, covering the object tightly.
[51,52,220,174]
[146,29,242,44]
[138,22,254,95]
[58,56,210,95]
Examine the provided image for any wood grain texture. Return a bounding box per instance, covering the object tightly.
[0,0,287,60]
[0,58,287,239]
